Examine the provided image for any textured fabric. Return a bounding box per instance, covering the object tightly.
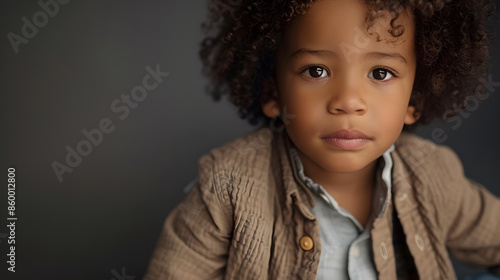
[392,200,419,279]
[290,145,394,280]
[143,127,500,280]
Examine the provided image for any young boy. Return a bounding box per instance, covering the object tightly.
[144,0,500,279]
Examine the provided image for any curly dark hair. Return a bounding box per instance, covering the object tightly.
[199,0,496,128]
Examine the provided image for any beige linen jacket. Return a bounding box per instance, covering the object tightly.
[144,128,500,280]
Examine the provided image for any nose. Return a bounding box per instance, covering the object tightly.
[327,79,367,115]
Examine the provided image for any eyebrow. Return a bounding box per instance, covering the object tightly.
[289,48,338,60]
[289,48,408,64]
[363,51,408,64]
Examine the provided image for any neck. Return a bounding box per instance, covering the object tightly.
[297,150,379,195]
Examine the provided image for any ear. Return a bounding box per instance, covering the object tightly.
[261,94,281,118]
[260,78,281,118]
[404,105,420,125]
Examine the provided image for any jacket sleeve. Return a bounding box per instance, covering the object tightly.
[439,147,500,274]
[143,164,234,280]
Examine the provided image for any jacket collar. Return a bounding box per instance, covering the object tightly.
[274,130,317,220]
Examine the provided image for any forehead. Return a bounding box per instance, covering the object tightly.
[279,0,415,60]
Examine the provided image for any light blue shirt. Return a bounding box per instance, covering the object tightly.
[290,145,394,280]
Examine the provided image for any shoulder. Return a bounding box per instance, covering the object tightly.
[392,132,472,236]
[392,132,472,226]
[394,132,465,181]
[198,127,274,176]
[194,128,280,231]
[196,127,277,197]
[392,132,469,213]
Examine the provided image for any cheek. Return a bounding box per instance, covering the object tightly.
[285,102,317,135]
[282,96,323,144]
[371,97,409,133]
[281,88,324,123]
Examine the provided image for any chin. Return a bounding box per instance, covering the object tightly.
[321,160,373,174]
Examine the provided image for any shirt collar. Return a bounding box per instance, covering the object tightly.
[289,145,394,198]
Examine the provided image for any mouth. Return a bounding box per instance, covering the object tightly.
[321,129,372,150]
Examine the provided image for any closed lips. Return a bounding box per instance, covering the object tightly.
[321,130,372,150]
[321,130,371,140]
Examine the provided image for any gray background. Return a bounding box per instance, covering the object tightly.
[0,1,498,279]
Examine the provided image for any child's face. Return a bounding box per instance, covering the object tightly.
[263,0,418,174]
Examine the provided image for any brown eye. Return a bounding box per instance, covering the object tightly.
[303,66,328,79]
[369,68,394,81]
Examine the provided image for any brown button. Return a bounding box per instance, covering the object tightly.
[299,235,314,251]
